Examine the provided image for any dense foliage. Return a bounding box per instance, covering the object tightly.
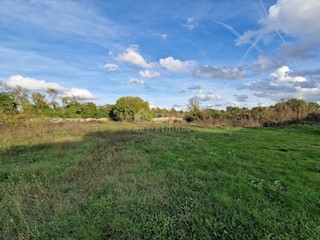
[184,97,320,126]
[0,84,319,126]
[110,96,151,122]
[0,85,150,123]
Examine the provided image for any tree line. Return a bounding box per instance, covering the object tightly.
[0,83,319,126]
[184,98,320,126]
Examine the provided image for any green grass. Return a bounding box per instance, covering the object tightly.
[0,122,319,239]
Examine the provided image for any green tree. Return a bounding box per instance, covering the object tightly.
[32,92,50,115]
[111,96,151,121]
[96,104,113,119]
[81,102,97,118]
[0,92,17,114]
[63,97,82,118]
[184,98,203,122]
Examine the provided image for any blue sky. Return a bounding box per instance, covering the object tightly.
[1,0,320,109]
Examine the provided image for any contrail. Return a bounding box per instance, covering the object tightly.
[212,19,241,38]
[258,0,286,44]
[212,19,262,52]
[257,0,299,69]
[212,19,262,65]
[238,36,261,66]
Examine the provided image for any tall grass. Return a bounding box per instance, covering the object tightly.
[0,121,319,239]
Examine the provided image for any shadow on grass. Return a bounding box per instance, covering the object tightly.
[0,124,320,239]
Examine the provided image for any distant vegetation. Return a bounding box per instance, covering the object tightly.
[184,97,320,126]
[1,83,320,127]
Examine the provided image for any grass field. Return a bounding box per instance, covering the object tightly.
[0,121,319,239]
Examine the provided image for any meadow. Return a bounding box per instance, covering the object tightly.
[0,121,319,239]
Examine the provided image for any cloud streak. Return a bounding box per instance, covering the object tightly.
[193,65,245,80]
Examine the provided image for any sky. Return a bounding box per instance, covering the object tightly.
[1,0,320,110]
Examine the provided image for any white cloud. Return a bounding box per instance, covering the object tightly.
[227,101,240,107]
[63,88,98,100]
[263,0,320,37]
[128,78,148,88]
[193,65,245,80]
[159,57,195,72]
[185,18,198,31]
[103,63,120,71]
[238,0,320,45]
[5,75,97,100]
[194,90,220,101]
[237,0,320,61]
[172,104,188,111]
[118,45,153,68]
[6,75,65,91]
[139,70,160,78]
[243,66,320,102]
[270,66,306,83]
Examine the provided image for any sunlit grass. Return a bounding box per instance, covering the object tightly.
[0,122,319,239]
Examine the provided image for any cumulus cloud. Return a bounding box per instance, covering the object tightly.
[139,70,160,78]
[270,66,306,83]
[263,0,320,37]
[238,0,320,44]
[6,75,65,91]
[243,66,320,102]
[117,45,153,68]
[103,63,120,71]
[194,90,220,101]
[5,75,97,100]
[63,88,98,100]
[128,78,148,88]
[238,0,320,62]
[234,94,249,102]
[159,57,195,72]
[193,65,245,80]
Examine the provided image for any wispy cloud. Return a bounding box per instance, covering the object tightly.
[0,0,123,46]
[139,70,160,79]
[184,18,199,31]
[188,84,202,90]
[128,78,149,88]
[234,94,248,102]
[193,65,245,80]
[103,63,120,71]
[194,90,220,101]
